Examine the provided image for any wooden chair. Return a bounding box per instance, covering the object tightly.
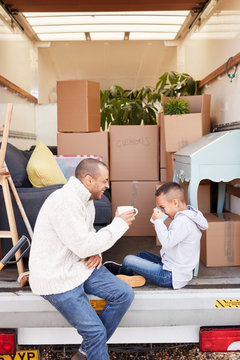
[0,104,28,286]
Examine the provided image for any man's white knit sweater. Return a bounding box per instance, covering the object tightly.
[29,176,129,295]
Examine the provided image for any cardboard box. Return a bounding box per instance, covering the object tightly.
[57,132,109,166]
[166,152,175,181]
[110,125,159,181]
[160,168,167,182]
[184,182,211,213]
[111,181,159,236]
[57,80,100,132]
[201,213,240,267]
[156,181,211,213]
[162,94,211,152]
[159,112,166,168]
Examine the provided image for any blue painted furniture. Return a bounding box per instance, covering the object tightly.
[173,130,240,275]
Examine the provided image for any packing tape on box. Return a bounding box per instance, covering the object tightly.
[131,181,139,207]
[214,213,234,265]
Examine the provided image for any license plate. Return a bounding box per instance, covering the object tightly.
[0,350,39,359]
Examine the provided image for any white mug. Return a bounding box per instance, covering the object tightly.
[117,206,138,216]
[150,208,169,223]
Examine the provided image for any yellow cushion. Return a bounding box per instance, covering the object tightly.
[27,140,67,187]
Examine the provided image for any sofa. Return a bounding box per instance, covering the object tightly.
[0,143,112,258]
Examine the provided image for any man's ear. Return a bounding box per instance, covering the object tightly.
[85,175,93,186]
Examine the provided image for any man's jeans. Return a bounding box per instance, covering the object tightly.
[42,266,134,360]
[120,250,173,288]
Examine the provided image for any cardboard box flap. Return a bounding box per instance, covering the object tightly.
[162,94,211,114]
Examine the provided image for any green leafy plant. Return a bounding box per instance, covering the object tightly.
[164,98,190,115]
[155,71,199,98]
[100,71,199,130]
[100,85,160,130]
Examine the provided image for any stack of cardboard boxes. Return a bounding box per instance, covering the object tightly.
[160,94,211,182]
[57,80,109,166]
[158,94,240,267]
[158,94,212,225]
[56,84,240,267]
[157,94,212,246]
[110,125,160,236]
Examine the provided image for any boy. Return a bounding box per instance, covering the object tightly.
[105,182,208,289]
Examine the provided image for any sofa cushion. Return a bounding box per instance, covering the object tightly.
[27,140,67,187]
[0,184,64,257]
[4,142,32,187]
[0,185,112,257]
[94,193,112,225]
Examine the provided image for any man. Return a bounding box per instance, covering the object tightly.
[29,158,136,360]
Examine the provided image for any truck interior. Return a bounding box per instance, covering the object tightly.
[0,0,240,290]
[0,0,240,350]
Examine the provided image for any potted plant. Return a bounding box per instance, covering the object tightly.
[155,71,199,98]
[100,85,160,130]
[164,98,190,115]
[101,86,160,181]
[154,71,210,154]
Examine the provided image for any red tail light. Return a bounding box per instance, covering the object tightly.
[0,330,16,355]
[200,326,240,352]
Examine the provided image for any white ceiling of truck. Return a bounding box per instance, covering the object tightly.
[0,0,239,42]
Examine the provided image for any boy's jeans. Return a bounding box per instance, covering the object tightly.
[120,250,173,288]
[42,266,134,360]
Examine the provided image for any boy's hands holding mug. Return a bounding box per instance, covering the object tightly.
[151,207,163,221]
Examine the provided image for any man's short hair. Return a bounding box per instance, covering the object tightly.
[75,158,108,180]
[155,182,185,202]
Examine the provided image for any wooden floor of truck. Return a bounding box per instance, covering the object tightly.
[0,236,239,290]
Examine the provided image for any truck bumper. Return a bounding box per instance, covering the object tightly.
[1,287,240,344]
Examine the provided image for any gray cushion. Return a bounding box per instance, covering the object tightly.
[4,143,32,187]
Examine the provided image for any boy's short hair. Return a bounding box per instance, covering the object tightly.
[155,182,185,202]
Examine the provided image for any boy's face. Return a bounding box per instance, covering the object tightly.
[156,193,180,220]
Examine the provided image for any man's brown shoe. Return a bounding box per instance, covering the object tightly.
[116,274,146,288]
[71,351,87,360]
